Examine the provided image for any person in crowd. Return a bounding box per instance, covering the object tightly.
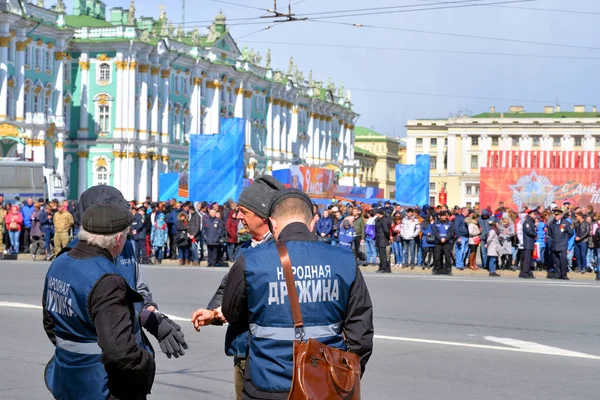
[466,213,481,270]
[478,209,493,269]
[310,212,320,236]
[5,205,23,255]
[520,209,538,279]
[316,209,333,243]
[188,205,202,266]
[338,219,355,249]
[131,206,150,265]
[420,213,436,269]
[226,209,240,262]
[167,202,181,259]
[332,209,343,246]
[499,216,515,270]
[0,203,6,254]
[566,211,576,272]
[364,210,378,266]
[548,208,573,280]
[593,217,600,281]
[20,197,34,253]
[391,214,403,267]
[151,213,168,264]
[485,220,501,277]
[375,208,392,273]
[535,213,547,271]
[432,211,455,276]
[204,209,225,267]
[400,208,420,269]
[514,213,525,271]
[221,188,374,399]
[29,202,45,260]
[453,207,470,270]
[52,203,74,257]
[352,207,365,261]
[585,215,595,273]
[175,211,191,265]
[573,212,590,273]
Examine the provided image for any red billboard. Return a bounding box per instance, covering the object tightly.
[480,168,600,211]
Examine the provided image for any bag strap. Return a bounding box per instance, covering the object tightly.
[276,241,306,340]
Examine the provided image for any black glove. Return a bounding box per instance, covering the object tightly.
[156,314,188,359]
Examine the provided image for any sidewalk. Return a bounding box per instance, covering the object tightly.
[10,254,600,282]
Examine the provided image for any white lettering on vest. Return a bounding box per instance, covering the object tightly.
[268,282,280,305]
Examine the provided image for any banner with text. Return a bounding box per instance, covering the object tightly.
[480,168,600,211]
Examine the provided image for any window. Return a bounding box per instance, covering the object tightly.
[34,48,41,69]
[45,51,51,72]
[532,136,540,146]
[471,136,479,146]
[491,136,499,146]
[96,166,109,185]
[430,196,436,207]
[466,184,480,196]
[33,93,41,113]
[429,182,436,191]
[416,138,423,147]
[7,39,13,62]
[512,137,519,146]
[553,137,561,146]
[430,157,437,170]
[466,185,472,195]
[430,138,437,147]
[24,90,28,113]
[471,155,478,169]
[99,63,111,82]
[444,138,448,145]
[596,137,600,147]
[98,104,110,133]
[466,202,472,207]
[24,46,29,65]
[575,137,582,147]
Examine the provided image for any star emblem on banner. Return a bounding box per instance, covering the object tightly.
[510,170,557,209]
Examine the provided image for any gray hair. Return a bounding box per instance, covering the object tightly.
[78,227,128,250]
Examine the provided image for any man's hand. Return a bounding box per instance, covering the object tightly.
[156,314,188,358]
[441,238,446,243]
[146,305,157,313]
[192,308,218,331]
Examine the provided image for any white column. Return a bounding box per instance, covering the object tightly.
[325,117,333,162]
[56,141,65,176]
[160,67,170,144]
[447,134,457,173]
[78,151,88,197]
[437,139,445,173]
[337,120,345,163]
[139,152,148,200]
[124,147,135,200]
[15,40,25,122]
[151,155,159,200]
[150,66,159,140]
[461,134,470,172]
[244,91,252,149]
[287,104,296,160]
[138,64,149,141]
[127,60,136,139]
[205,79,220,134]
[265,99,274,157]
[313,114,321,165]
[53,52,65,128]
[0,35,8,120]
[344,122,352,160]
[78,56,89,138]
[190,77,202,134]
[272,100,281,158]
[114,59,125,139]
[280,102,288,159]
[234,86,244,118]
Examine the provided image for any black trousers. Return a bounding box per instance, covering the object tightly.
[552,250,568,279]
[521,249,533,277]
[353,237,362,260]
[422,247,434,267]
[207,244,220,266]
[135,238,148,264]
[21,227,30,252]
[433,242,453,274]
[378,246,390,272]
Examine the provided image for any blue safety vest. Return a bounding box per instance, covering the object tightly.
[435,222,451,238]
[43,252,149,400]
[245,240,356,392]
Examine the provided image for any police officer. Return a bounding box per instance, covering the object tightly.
[547,208,573,280]
[520,209,538,279]
[43,203,187,399]
[191,175,284,400]
[222,188,374,399]
[432,211,455,275]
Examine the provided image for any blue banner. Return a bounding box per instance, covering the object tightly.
[395,154,430,206]
[189,118,245,203]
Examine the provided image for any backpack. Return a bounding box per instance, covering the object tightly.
[365,221,376,240]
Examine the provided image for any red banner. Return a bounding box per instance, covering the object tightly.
[480,168,600,211]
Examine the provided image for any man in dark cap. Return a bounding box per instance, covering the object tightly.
[520,209,538,279]
[42,203,186,399]
[547,208,573,280]
[192,175,285,400]
[222,187,374,399]
[432,211,456,275]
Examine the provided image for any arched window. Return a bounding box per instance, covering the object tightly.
[45,51,51,72]
[99,63,110,82]
[34,48,41,69]
[24,46,29,65]
[96,166,109,185]
[7,39,13,62]
[33,92,41,113]
[98,104,110,133]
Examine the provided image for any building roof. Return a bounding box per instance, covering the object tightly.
[354,146,375,156]
[65,15,114,28]
[354,127,384,137]
[472,112,600,119]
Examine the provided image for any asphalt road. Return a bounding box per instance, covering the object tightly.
[1,260,599,399]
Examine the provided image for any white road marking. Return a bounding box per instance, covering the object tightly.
[365,274,600,287]
[0,301,42,310]
[375,335,600,360]
[164,314,190,322]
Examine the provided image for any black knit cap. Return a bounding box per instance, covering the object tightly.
[238,175,286,219]
[82,203,133,235]
[268,188,313,218]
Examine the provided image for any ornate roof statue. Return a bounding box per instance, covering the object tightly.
[215,9,226,25]
[177,24,184,39]
[168,20,175,38]
[36,0,44,7]
[287,57,294,75]
[345,90,352,102]
[128,0,135,25]
[337,82,344,97]
[140,29,150,42]
[265,49,271,69]
[249,48,256,63]
[55,0,65,13]
[255,51,262,65]
[274,71,283,83]
[159,5,167,22]
[295,69,304,85]
[308,70,314,87]
[207,23,220,43]
[241,45,250,61]
[191,28,200,45]
[326,77,335,92]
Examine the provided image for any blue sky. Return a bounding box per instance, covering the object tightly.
[65,0,600,137]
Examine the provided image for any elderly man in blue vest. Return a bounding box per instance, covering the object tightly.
[192,175,285,400]
[222,187,374,399]
[43,203,187,400]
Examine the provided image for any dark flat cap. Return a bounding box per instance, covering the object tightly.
[240,175,286,219]
[82,203,133,235]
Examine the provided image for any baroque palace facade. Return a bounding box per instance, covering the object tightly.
[0,0,358,200]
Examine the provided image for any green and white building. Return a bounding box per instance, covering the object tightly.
[0,0,359,200]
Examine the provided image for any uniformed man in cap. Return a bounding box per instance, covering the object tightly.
[222,187,374,399]
[547,207,573,280]
[43,203,186,399]
[520,209,538,279]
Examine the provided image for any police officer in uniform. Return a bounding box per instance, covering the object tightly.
[191,175,284,400]
[520,209,538,279]
[222,188,374,399]
[432,211,455,275]
[43,203,186,400]
[547,208,573,280]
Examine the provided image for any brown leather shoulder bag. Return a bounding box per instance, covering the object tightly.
[276,241,361,400]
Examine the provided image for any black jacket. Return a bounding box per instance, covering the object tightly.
[188,212,202,239]
[547,218,573,252]
[375,215,392,248]
[222,223,374,400]
[522,216,537,251]
[574,220,590,243]
[43,241,155,400]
